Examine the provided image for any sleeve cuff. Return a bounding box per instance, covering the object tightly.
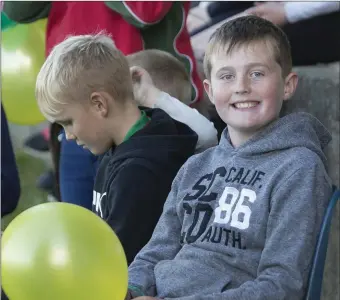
[284,2,340,24]
[128,285,145,297]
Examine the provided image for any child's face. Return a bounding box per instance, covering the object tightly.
[54,101,113,155]
[204,41,297,136]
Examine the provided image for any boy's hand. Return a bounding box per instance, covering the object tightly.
[130,66,162,108]
[133,297,160,300]
[124,290,160,300]
[125,290,133,300]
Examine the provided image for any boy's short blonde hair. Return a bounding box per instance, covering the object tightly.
[36,33,134,120]
[127,49,192,104]
[204,15,292,80]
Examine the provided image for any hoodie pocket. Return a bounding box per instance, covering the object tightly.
[154,258,231,298]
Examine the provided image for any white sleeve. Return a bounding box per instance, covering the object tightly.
[153,92,218,152]
[284,2,340,23]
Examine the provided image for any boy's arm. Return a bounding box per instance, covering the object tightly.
[3,1,50,23]
[130,67,218,152]
[128,167,185,297]
[104,1,172,28]
[153,92,218,152]
[162,161,332,300]
[284,1,340,23]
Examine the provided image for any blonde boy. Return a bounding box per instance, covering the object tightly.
[126,16,332,300]
[36,34,199,264]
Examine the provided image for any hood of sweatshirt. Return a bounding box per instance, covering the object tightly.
[219,112,331,165]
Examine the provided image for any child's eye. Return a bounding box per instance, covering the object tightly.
[250,71,264,79]
[220,74,234,81]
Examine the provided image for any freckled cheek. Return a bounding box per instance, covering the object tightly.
[212,83,232,106]
[257,86,283,116]
[265,86,280,98]
[258,78,283,96]
[215,96,231,110]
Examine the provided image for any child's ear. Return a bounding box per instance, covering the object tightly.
[203,79,214,104]
[90,91,109,118]
[283,72,298,101]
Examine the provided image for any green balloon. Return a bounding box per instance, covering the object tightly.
[1,202,128,300]
[1,12,17,31]
[1,18,47,125]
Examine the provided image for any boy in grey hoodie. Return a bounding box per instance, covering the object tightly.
[126,16,333,300]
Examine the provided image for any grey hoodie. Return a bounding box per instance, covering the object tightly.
[128,112,333,300]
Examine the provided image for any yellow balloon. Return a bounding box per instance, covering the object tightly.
[1,202,128,300]
[1,19,47,125]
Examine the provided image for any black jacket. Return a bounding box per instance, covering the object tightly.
[92,108,198,264]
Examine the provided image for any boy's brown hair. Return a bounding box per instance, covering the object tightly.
[203,15,292,80]
[127,49,192,105]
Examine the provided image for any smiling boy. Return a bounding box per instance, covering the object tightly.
[126,16,333,300]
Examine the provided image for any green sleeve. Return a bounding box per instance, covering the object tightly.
[3,1,51,23]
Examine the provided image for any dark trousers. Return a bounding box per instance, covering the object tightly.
[1,104,19,300]
[284,10,340,66]
[190,2,254,36]
[1,104,20,217]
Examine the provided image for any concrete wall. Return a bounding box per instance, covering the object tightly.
[281,63,339,300]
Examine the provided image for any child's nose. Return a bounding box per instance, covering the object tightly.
[235,77,250,95]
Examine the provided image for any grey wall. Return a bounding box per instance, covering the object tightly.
[281,63,339,300]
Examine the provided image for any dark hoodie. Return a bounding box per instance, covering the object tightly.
[92,108,198,264]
